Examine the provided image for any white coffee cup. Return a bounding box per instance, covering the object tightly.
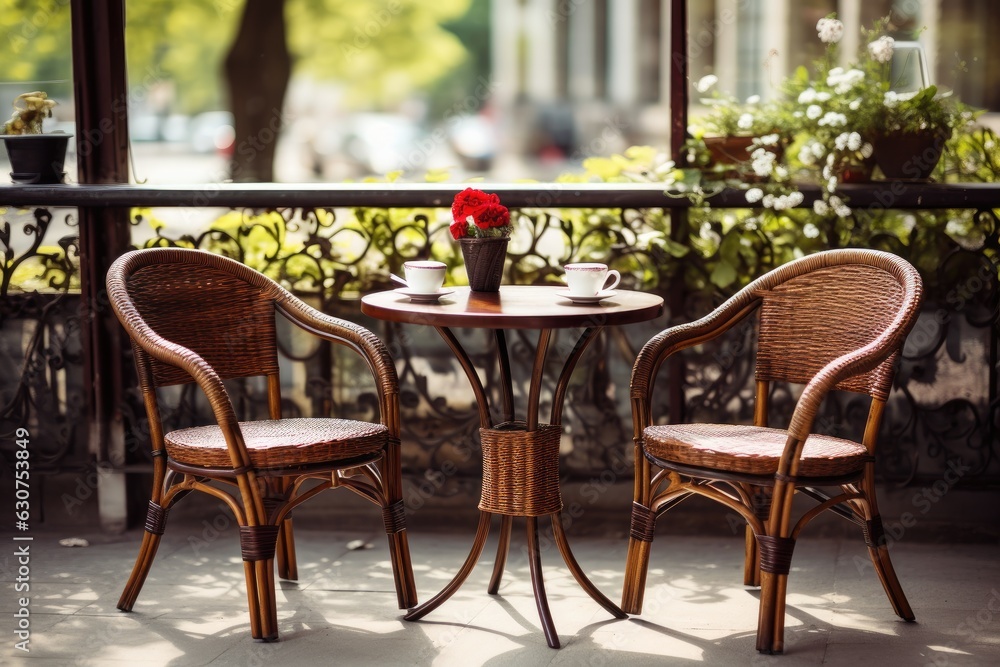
[403,260,446,293]
[564,263,621,297]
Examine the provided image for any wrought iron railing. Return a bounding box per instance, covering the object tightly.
[1,183,997,517]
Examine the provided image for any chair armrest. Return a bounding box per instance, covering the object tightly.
[630,293,761,427]
[274,293,400,414]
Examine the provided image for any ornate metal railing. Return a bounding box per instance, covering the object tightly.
[1,184,998,516]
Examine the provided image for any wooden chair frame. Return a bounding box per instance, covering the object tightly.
[107,248,417,641]
[620,249,923,654]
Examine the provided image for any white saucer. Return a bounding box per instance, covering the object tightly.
[555,288,618,304]
[393,287,455,302]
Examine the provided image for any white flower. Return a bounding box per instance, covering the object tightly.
[835,132,850,151]
[737,113,754,130]
[816,17,844,44]
[798,88,818,104]
[811,142,826,158]
[798,145,817,166]
[803,222,821,238]
[884,91,900,108]
[751,148,776,176]
[787,191,804,207]
[868,35,895,63]
[762,194,775,208]
[758,133,780,146]
[860,142,874,158]
[835,203,853,217]
[745,187,764,203]
[746,95,761,104]
[827,176,838,192]
[806,104,823,120]
[695,74,719,93]
[847,132,862,151]
[816,92,832,102]
[827,68,865,94]
[813,200,830,216]
[849,99,861,110]
[818,112,847,127]
[774,165,789,180]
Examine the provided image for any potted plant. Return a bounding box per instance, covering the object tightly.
[450,187,512,292]
[1,91,72,184]
[781,16,974,184]
[685,75,783,177]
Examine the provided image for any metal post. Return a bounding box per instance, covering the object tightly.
[70,0,132,531]
[668,0,689,425]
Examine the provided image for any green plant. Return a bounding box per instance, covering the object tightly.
[1,91,56,135]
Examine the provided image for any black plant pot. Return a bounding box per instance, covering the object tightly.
[874,128,950,180]
[1,134,72,184]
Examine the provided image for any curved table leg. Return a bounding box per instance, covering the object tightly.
[551,514,628,619]
[404,511,493,622]
[526,516,560,649]
[488,514,513,595]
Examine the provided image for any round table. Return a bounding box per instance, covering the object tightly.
[361,285,664,648]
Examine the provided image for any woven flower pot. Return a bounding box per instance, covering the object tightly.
[460,236,508,292]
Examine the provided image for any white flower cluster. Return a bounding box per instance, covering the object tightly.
[813,196,851,218]
[818,112,847,127]
[695,74,718,93]
[737,113,754,130]
[834,132,862,152]
[798,88,832,105]
[798,140,827,166]
[816,17,844,44]
[750,148,777,177]
[868,35,895,63]
[826,67,865,94]
[883,90,901,108]
[745,188,804,211]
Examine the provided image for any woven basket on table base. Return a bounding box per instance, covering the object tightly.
[478,421,562,516]
[460,237,509,292]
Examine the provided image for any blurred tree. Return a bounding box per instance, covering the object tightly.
[0,0,471,180]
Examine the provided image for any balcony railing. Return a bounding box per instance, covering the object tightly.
[2,182,997,532]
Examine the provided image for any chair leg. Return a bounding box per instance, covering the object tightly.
[382,499,418,608]
[743,486,770,586]
[239,525,281,641]
[275,517,297,581]
[118,500,169,611]
[621,502,656,615]
[755,534,795,654]
[864,516,915,620]
[743,527,761,587]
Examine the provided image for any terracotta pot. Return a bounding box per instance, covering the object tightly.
[874,128,950,180]
[460,237,509,292]
[1,134,71,184]
[701,135,784,180]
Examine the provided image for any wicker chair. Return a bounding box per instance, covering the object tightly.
[620,249,922,654]
[107,248,417,641]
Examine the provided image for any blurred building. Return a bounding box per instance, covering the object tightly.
[489,0,999,167]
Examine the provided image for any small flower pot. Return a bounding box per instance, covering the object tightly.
[460,237,509,292]
[1,134,72,184]
[874,129,950,180]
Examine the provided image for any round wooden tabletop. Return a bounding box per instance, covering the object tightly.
[361,285,664,330]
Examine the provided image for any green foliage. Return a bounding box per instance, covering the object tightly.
[0,1,473,114]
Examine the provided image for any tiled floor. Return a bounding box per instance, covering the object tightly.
[3,508,999,666]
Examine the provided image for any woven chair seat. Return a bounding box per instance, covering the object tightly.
[165,418,388,469]
[643,423,872,478]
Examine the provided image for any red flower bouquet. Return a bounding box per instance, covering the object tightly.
[450,187,511,240]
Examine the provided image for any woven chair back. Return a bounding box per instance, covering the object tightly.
[124,261,280,388]
[755,263,906,401]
